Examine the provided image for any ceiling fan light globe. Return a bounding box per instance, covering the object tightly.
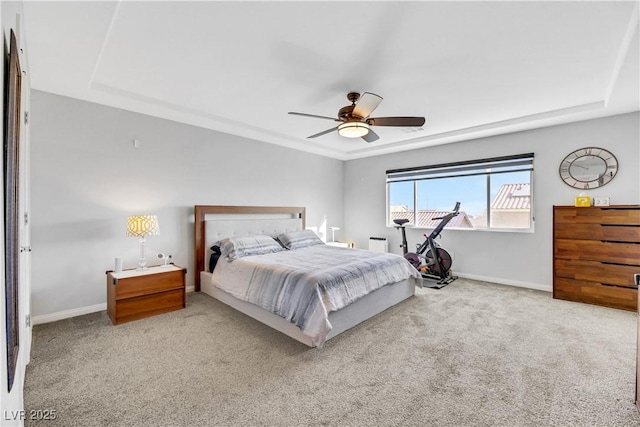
[338,121,369,138]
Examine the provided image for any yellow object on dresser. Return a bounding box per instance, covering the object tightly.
[574,195,591,207]
[106,264,186,325]
[553,205,640,311]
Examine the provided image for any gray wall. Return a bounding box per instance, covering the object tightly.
[30,89,640,315]
[30,90,344,317]
[344,112,640,290]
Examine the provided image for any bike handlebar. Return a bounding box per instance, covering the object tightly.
[432,202,460,220]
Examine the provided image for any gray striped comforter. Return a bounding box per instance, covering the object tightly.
[210,245,422,347]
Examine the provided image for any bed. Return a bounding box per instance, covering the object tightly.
[194,205,421,347]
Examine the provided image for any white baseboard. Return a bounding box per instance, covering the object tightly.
[33,286,197,325]
[455,272,552,293]
[31,280,553,325]
[32,303,107,325]
[31,278,544,326]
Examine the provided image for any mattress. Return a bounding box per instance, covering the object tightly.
[210,244,421,347]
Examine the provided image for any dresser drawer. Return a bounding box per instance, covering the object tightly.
[554,277,636,311]
[555,258,638,288]
[554,223,640,243]
[555,239,640,265]
[114,288,184,324]
[114,269,184,300]
[555,207,640,226]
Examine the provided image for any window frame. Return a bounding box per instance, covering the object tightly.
[386,153,534,232]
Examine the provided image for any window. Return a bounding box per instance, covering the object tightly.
[387,153,534,231]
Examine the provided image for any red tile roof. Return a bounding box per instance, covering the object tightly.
[390,210,473,228]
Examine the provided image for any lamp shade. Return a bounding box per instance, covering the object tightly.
[126,215,160,237]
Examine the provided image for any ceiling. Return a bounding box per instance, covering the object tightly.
[22,1,640,160]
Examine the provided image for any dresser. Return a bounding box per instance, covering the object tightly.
[636,273,640,411]
[107,264,186,325]
[553,205,640,311]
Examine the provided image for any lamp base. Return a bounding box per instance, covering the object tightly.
[137,236,148,270]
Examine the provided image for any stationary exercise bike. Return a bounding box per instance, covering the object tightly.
[394,202,460,289]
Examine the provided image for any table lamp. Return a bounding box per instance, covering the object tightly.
[127,215,160,270]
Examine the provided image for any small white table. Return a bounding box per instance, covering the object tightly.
[326,242,349,248]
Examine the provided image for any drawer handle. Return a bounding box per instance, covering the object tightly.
[600,261,640,267]
[600,240,640,245]
[600,283,637,290]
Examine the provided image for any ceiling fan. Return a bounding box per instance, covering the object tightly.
[288,92,426,143]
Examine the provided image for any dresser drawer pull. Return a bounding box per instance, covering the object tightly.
[600,261,640,267]
[600,283,638,290]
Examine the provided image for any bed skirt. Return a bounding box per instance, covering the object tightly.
[199,271,415,347]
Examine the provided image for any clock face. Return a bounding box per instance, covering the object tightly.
[559,147,618,189]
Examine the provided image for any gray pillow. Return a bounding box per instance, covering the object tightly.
[278,230,325,250]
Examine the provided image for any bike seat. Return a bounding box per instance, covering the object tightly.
[393,219,410,226]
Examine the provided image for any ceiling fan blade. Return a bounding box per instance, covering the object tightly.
[361,129,380,143]
[307,126,339,139]
[367,116,425,127]
[352,92,383,118]
[289,112,340,122]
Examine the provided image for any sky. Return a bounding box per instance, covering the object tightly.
[389,171,530,217]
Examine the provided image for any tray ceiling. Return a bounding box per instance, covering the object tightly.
[23,1,639,160]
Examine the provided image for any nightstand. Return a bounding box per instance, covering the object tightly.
[326,242,349,248]
[106,264,186,325]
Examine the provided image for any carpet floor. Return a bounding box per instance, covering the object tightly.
[24,278,639,426]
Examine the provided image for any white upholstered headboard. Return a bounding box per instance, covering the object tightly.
[194,206,305,291]
[205,218,302,247]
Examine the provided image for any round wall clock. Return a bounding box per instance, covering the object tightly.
[559,147,618,189]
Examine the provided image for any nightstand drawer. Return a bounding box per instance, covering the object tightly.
[114,288,184,324]
[114,269,183,300]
